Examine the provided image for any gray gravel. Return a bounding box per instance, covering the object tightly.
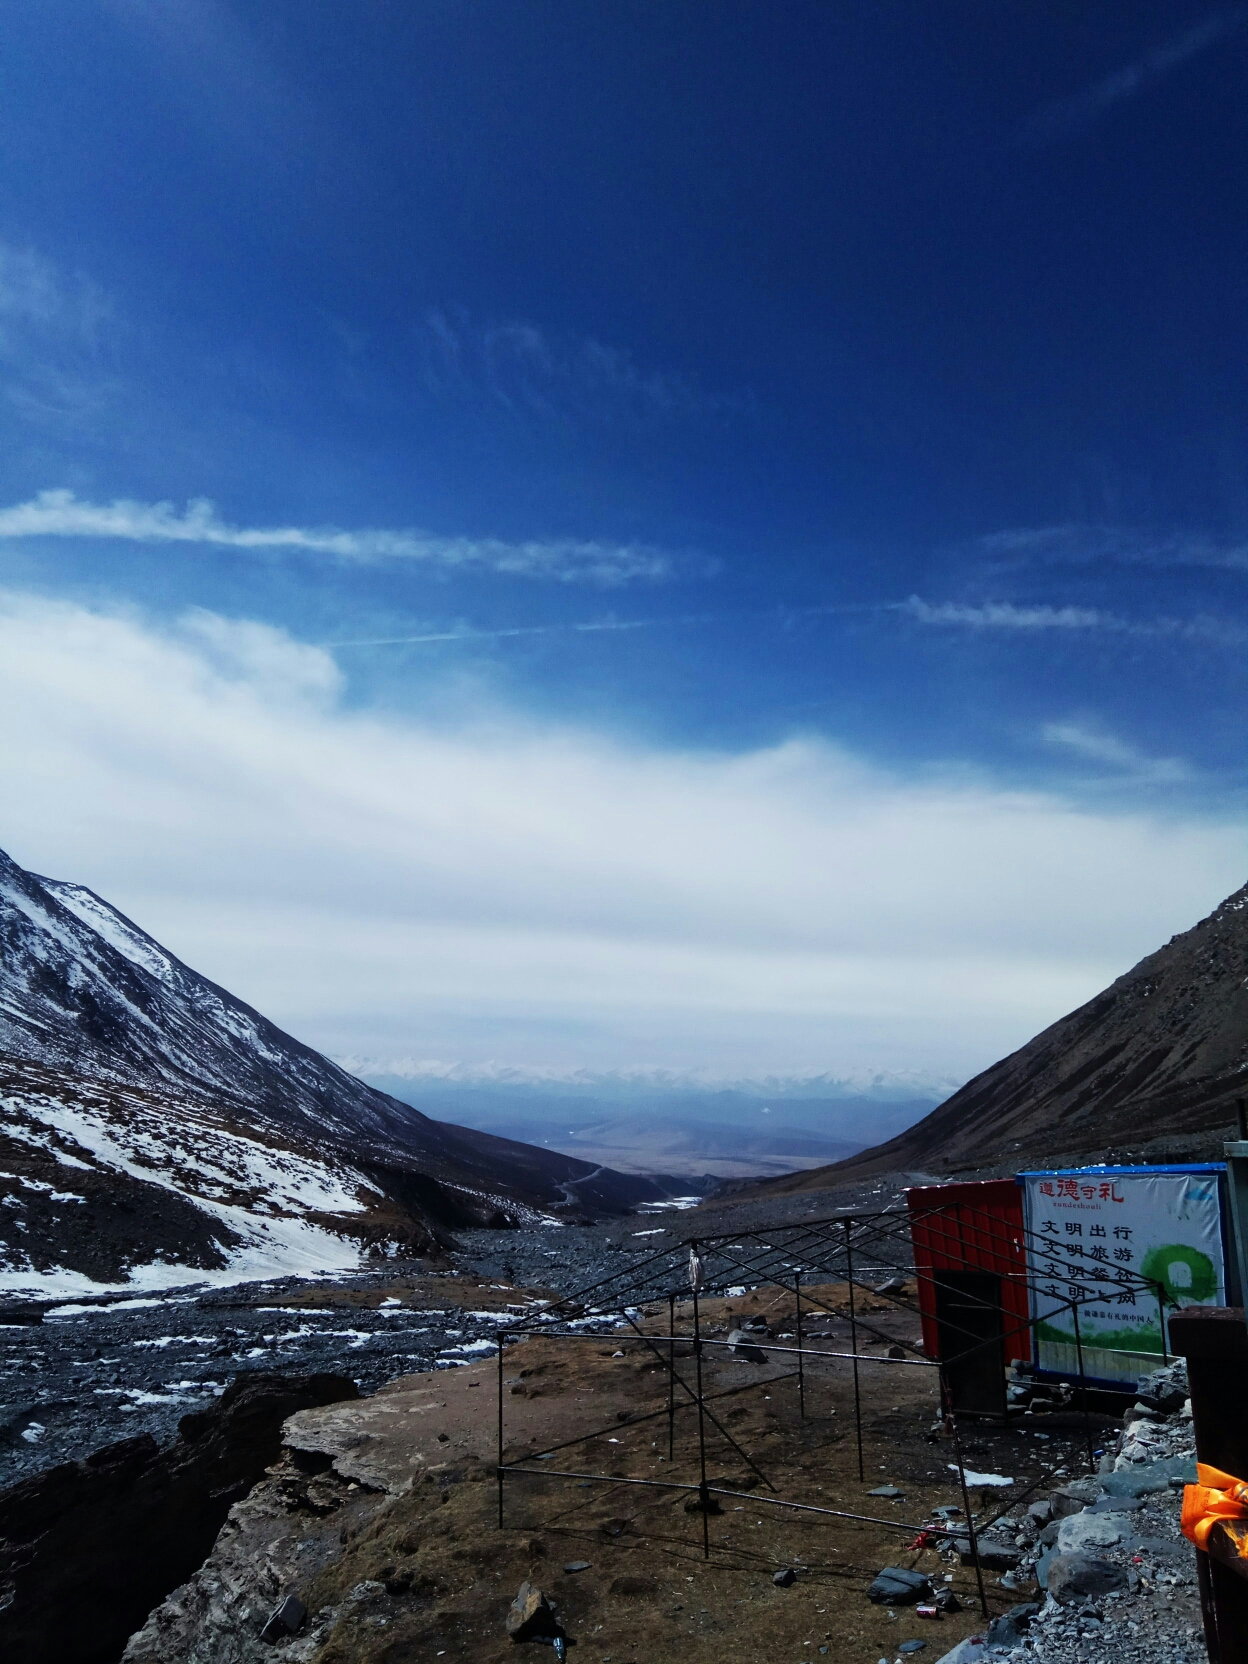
[0,1178,909,1487]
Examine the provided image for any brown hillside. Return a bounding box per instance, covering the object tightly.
[750,879,1248,1191]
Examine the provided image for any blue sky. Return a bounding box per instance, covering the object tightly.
[1,3,1246,1091]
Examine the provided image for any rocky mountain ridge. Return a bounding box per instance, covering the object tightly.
[0,847,673,1292]
[751,877,1248,1188]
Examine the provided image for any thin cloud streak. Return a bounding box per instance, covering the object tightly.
[900,597,1107,630]
[0,489,674,586]
[978,523,1248,569]
[335,595,1247,652]
[330,615,719,648]
[900,594,1246,646]
[1024,9,1247,142]
[1043,721,1192,786]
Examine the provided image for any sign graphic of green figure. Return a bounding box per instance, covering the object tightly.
[1140,1243,1218,1306]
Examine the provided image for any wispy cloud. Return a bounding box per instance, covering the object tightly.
[0,489,675,585]
[0,244,123,438]
[901,592,1247,647]
[1043,721,1191,785]
[900,596,1108,630]
[1024,9,1247,142]
[979,523,1248,570]
[417,307,750,423]
[333,618,680,648]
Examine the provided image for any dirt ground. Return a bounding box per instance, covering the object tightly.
[260,1281,1115,1664]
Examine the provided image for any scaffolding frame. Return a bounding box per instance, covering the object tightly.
[493,1199,1171,1620]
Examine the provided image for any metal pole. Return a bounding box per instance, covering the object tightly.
[668,1291,676,1460]
[1155,1281,1170,1366]
[497,1330,506,1529]
[795,1270,805,1420]
[944,1368,990,1622]
[1070,1299,1097,1476]
[692,1281,711,1560]
[845,1218,864,1483]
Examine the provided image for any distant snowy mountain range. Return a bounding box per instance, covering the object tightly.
[344,1062,949,1180]
[0,847,678,1295]
[337,1057,957,1099]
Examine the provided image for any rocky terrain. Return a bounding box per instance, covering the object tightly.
[747,877,1248,1190]
[0,846,683,1294]
[0,1171,1216,1664]
[0,1177,912,1489]
[91,1283,1200,1664]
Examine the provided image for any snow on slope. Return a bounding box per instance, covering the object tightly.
[0,845,659,1283]
[39,880,177,984]
[0,846,454,1162]
[0,1065,378,1295]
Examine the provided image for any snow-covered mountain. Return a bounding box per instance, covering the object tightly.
[0,846,673,1294]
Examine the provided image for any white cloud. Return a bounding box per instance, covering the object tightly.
[0,489,672,585]
[901,596,1108,629]
[1042,721,1191,784]
[899,595,1246,647]
[0,590,1243,1083]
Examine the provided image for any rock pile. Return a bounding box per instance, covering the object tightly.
[931,1358,1201,1664]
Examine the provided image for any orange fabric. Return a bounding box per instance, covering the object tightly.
[1182,1463,1248,1554]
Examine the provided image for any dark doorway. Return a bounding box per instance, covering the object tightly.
[933,1270,1006,1417]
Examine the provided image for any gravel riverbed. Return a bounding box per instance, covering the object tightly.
[0,1180,911,1486]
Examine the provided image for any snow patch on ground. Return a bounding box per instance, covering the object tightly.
[0,1081,377,1294]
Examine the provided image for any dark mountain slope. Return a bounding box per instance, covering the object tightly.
[0,847,671,1290]
[2,849,454,1160]
[744,879,1248,1191]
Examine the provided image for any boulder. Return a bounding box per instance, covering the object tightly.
[868,1485,905,1499]
[1100,1455,1196,1497]
[1056,1512,1128,1554]
[260,1593,307,1643]
[954,1537,1021,1571]
[1049,1480,1099,1518]
[931,1641,988,1664]
[1046,1553,1129,1606]
[727,1330,769,1363]
[506,1581,560,1640]
[868,1567,933,1604]
[1136,1358,1188,1413]
[773,1567,797,1587]
[984,1603,1040,1647]
[1086,1493,1146,1514]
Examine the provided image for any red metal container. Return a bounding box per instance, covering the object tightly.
[906,1179,1031,1367]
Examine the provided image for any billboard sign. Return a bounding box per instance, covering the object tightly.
[1021,1165,1227,1386]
